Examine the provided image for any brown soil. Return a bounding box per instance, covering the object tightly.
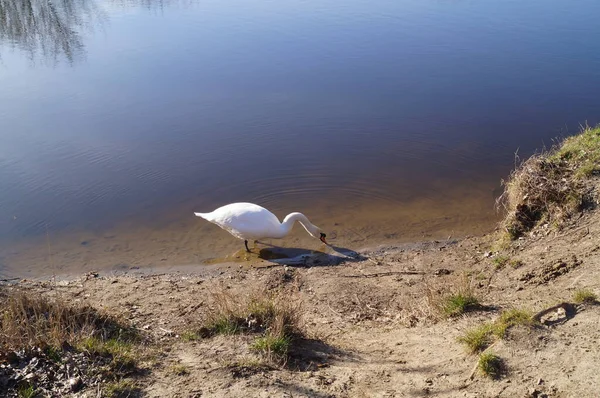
[6,198,600,397]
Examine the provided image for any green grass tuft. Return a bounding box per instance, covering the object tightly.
[478,352,504,379]
[573,289,598,304]
[493,309,534,338]
[181,331,200,341]
[492,256,510,269]
[509,259,524,269]
[497,125,600,241]
[206,316,241,336]
[550,126,600,179]
[169,364,190,376]
[458,324,495,354]
[79,337,137,371]
[17,384,36,398]
[459,309,535,353]
[44,345,63,363]
[442,293,480,317]
[251,334,290,359]
[103,379,139,398]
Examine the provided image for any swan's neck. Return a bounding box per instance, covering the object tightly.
[276,212,317,238]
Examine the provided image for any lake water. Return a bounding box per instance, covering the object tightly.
[1,0,600,278]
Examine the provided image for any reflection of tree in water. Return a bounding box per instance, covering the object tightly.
[110,0,181,11]
[0,0,105,64]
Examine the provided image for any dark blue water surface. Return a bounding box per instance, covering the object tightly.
[1,0,599,276]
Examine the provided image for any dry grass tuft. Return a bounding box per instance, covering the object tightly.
[497,125,600,240]
[102,379,140,398]
[573,288,598,304]
[492,255,510,270]
[201,288,302,338]
[197,288,303,363]
[426,275,480,319]
[458,323,495,354]
[459,308,535,353]
[169,364,190,376]
[0,287,136,353]
[0,287,142,397]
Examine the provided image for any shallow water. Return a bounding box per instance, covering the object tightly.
[1,0,600,278]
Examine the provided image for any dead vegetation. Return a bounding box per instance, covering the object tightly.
[497,125,600,240]
[0,286,143,397]
[0,287,137,352]
[573,288,598,304]
[459,309,535,353]
[191,288,303,364]
[425,274,481,319]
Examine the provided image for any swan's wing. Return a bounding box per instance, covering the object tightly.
[195,203,282,240]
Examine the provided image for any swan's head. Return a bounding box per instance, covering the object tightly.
[308,226,327,244]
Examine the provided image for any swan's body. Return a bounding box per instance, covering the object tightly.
[194,202,327,251]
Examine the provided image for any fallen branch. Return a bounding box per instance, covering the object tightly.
[341,271,425,278]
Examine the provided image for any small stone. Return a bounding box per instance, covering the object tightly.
[537,378,544,385]
[433,268,452,276]
[69,376,83,392]
[5,351,19,363]
[528,387,545,398]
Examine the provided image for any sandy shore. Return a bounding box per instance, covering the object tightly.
[4,198,600,397]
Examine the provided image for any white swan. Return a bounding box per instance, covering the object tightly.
[194,202,327,252]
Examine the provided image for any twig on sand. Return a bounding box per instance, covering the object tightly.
[341,271,425,278]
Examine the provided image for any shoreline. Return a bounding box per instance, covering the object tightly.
[4,215,600,397]
[0,189,500,281]
[1,237,468,284]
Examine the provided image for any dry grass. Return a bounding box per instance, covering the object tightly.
[573,288,598,304]
[0,286,143,396]
[251,334,291,360]
[201,288,302,338]
[197,288,303,363]
[492,255,510,270]
[458,323,495,354]
[169,364,190,376]
[459,309,535,353]
[0,287,136,353]
[426,275,481,319]
[102,379,140,398]
[497,125,600,240]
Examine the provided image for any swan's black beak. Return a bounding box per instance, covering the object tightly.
[320,233,328,244]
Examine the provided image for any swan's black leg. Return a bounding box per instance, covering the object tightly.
[244,240,250,252]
